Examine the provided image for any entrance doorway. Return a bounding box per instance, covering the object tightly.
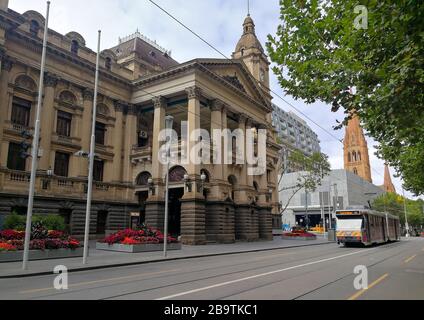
[59,209,72,234]
[137,191,148,226]
[168,187,184,237]
[96,210,108,236]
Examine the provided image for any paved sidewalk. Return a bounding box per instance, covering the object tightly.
[0,236,334,278]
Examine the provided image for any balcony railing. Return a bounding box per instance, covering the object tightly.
[0,168,133,202]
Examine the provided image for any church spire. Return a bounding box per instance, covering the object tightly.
[344,112,373,183]
[382,164,396,193]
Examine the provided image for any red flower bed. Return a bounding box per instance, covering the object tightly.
[100,226,178,246]
[283,232,317,238]
[0,243,17,252]
[0,224,81,252]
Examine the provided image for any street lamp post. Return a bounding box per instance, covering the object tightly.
[402,187,410,238]
[163,115,174,258]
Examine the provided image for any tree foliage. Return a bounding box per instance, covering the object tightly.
[267,0,424,195]
[372,192,424,228]
[279,150,331,213]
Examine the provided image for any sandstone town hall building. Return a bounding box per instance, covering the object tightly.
[0,0,281,244]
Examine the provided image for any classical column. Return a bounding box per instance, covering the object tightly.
[181,86,206,245]
[79,89,94,177]
[111,101,124,183]
[145,96,166,230]
[237,113,248,188]
[122,104,137,183]
[245,118,254,187]
[257,124,273,240]
[221,105,228,181]
[0,55,12,168]
[209,99,223,199]
[38,72,58,171]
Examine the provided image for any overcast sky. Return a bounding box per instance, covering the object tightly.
[9,0,421,200]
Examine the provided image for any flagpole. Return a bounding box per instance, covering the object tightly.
[22,1,51,271]
[83,30,101,265]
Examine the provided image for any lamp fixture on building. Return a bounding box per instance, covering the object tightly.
[184,174,192,193]
[147,178,155,196]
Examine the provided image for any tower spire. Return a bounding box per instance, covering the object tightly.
[343,112,373,183]
[247,0,250,16]
[383,164,396,193]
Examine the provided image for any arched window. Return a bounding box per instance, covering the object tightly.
[358,151,362,161]
[353,168,358,175]
[169,166,187,183]
[71,40,79,55]
[348,152,352,162]
[30,20,40,36]
[105,57,112,71]
[352,151,357,162]
[200,169,210,183]
[136,171,152,186]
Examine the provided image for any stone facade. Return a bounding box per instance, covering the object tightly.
[0,3,280,243]
[344,113,372,183]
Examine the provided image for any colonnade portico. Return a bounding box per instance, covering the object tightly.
[142,84,274,245]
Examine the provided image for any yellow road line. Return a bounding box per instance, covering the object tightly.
[348,273,389,300]
[404,254,417,264]
[20,268,180,294]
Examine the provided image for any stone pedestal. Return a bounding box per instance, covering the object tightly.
[145,200,165,231]
[180,197,206,245]
[258,206,273,240]
[205,200,235,244]
[251,206,260,241]
[235,204,251,241]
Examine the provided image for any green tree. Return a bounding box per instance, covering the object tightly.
[372,193,424,229]
[279,150,331,213]
[267,0,424,195]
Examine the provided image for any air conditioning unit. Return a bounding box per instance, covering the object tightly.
[139,131,148,139]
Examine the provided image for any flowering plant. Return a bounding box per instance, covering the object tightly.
[0,243,17,252]
[100,225,179,246]
[0,230,25,240]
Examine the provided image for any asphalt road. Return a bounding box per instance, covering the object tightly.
[0,237,423,300]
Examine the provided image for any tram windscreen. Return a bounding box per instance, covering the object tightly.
[336,215,364,230]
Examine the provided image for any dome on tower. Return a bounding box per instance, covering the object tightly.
[235,14,264,53]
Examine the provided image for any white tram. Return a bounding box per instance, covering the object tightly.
[336,208,401,246]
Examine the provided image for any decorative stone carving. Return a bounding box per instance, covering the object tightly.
[59,90,77,105]
[97,103,110,116]
[222,75,247,93]
[114,100,126,113]
[210,99,225,112]
[152,96,166,109]
[185,86,202,100]
[127,104,137,115]
[1,56,13,72]
[82,88,94,101]
[44,72,58,87]
[15,75,36,91]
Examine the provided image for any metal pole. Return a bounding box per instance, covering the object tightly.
[163,151,170,258]
[82,30,101,265]
[327,182,332,229]
[22,1,51,271]
[402,187,410,238]
[305,189,309,230]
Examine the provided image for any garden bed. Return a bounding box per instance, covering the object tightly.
[0,247,83,263]
[96,242,181,253]
[96,226,181,253]
[282,226,318,241]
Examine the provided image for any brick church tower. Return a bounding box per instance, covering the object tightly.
[382,164,396,193]
[344,113,373,183]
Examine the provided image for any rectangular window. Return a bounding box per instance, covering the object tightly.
[300,193,312,206]
[56,111,72,137]
[93,160,104,182]
[11,97,31,126]
[95,122,106,145]
[54,152,70,177]
[7,142,26,171]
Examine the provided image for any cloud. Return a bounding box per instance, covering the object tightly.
[9,0,421,200]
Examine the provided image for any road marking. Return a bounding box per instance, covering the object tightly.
[156,249,373,300]
[20,269,180,294]
[348,273,389,300]
[404,254,417,264]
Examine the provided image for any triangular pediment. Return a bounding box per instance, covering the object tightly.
[196,59,268,106]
